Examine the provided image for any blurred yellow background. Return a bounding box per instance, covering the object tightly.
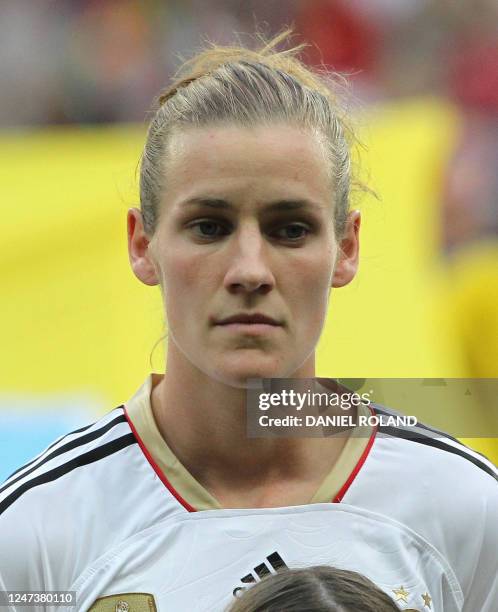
[1,98,496,474]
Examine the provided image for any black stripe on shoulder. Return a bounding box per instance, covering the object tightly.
[5,421,96,481]
[4,406,124,481]
[0,433,136,516]
[372,404,464,445]
[1,412,126,495]
[6,406,125,481]
[379,425,498,482]
[372,403,496,473]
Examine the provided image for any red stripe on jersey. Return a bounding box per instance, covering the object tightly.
[333,408,378,503]
[123,406,197,513]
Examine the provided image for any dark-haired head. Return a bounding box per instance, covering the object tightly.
[226,566,401,612]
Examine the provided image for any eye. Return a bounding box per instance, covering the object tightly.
[189,219,230,239]
[273,223,311,242]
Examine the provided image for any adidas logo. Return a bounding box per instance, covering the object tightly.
[232,551,288,598]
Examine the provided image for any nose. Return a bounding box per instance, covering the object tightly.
[223,222,275,295]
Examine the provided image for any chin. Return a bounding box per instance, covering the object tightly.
[210,355,286,389]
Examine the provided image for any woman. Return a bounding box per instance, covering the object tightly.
[0,31,496,612]
[226,565,401,612]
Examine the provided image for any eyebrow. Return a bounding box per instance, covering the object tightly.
[181,197,323,212]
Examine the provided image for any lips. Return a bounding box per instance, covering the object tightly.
[215,313,281,326]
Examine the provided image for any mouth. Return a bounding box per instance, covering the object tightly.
[214,313,281,326]
[212,313,283,335]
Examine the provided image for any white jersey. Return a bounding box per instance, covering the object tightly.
[0,375,496,612]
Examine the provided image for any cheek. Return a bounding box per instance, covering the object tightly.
[283,263,333,340]
[161,249,215,313]
[287,249,335,309]
[164,254,201,288]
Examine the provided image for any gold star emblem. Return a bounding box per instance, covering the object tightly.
[422,592,432,608]
[392,586,409,604]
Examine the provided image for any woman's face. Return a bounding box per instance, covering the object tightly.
[131,124,359,387]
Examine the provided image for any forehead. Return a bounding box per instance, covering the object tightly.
[162,124,332,206]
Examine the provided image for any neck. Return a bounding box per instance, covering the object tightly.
[150,342,348,503]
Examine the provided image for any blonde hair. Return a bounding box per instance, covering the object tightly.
[140,30,358,238]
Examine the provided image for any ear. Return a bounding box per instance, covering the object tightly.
[127,208,159,286]
[332,210,360,288]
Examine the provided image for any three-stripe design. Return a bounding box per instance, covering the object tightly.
[372,404,497,481]
[233,552,288,597]
[0,408,136,516]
